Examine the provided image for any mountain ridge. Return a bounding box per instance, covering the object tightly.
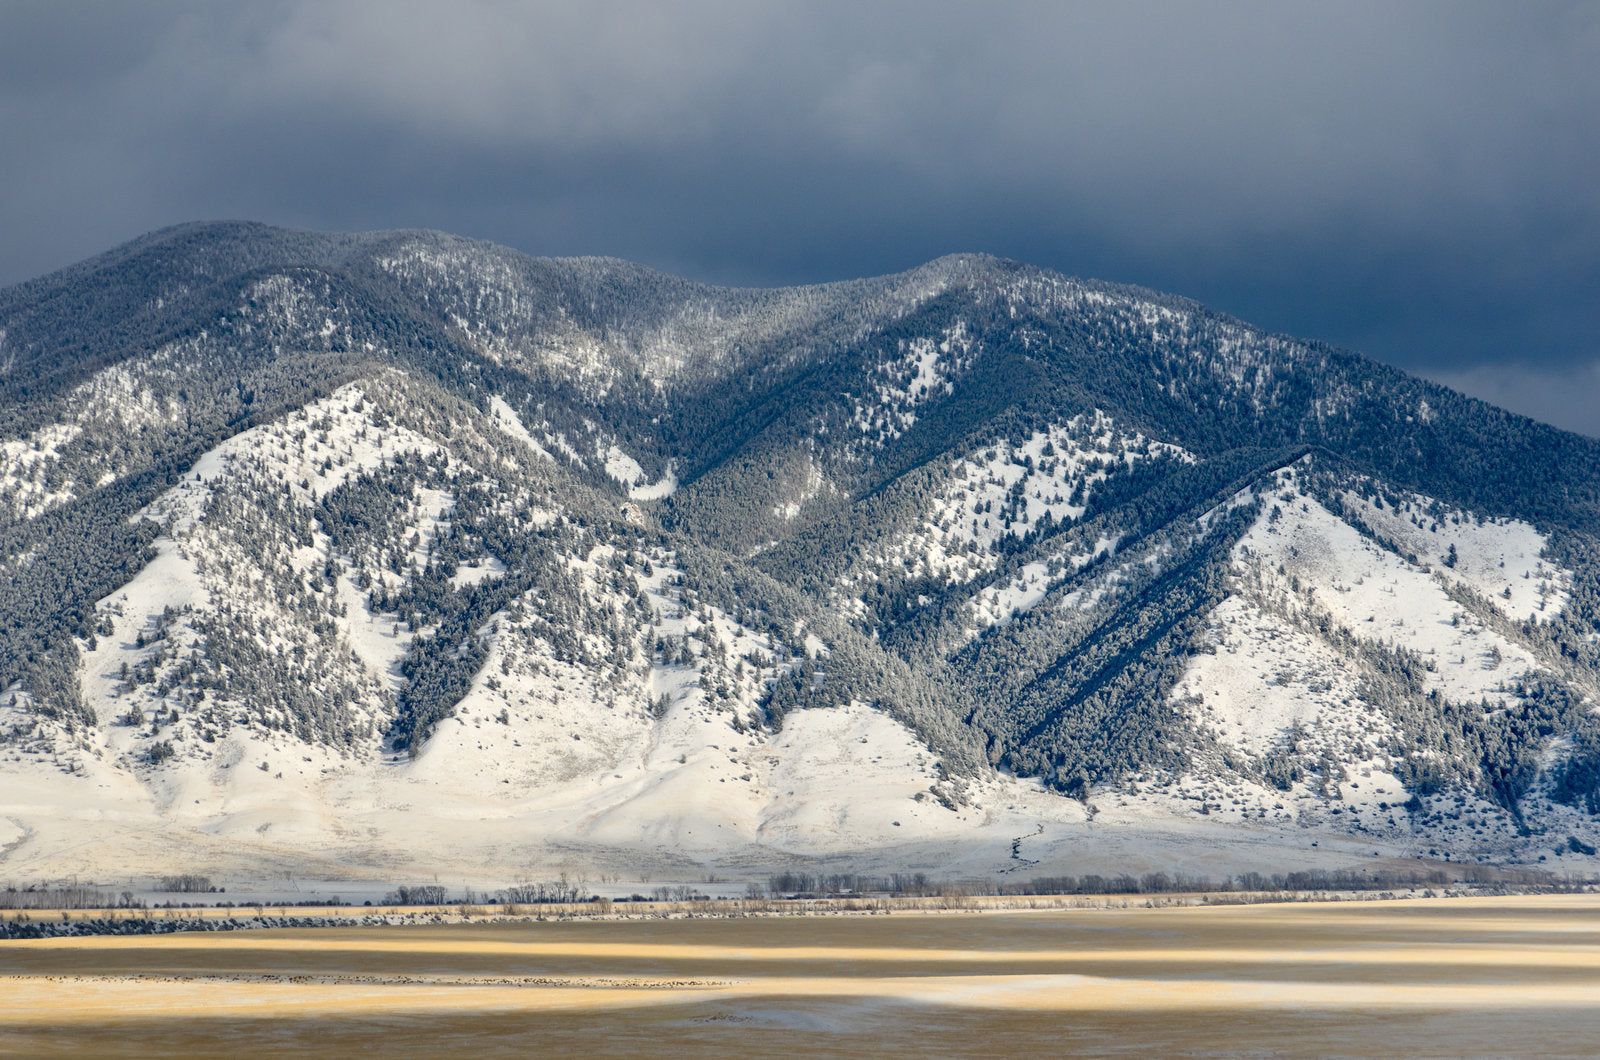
[1,222,1597,884]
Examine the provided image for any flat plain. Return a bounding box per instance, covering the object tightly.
[4,894,1599,1058]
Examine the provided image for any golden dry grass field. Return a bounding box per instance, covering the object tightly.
[3,894,1600,1058]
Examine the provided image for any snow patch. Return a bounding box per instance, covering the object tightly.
[488,396,554,463]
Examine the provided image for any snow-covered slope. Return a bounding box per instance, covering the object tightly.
[3,223,1600,885]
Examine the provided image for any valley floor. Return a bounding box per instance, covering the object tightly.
[4,894,1599,1058]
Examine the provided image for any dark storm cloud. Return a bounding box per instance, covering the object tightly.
[2,1,1597,433]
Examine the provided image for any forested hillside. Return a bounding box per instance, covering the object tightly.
[3,222,1598,878]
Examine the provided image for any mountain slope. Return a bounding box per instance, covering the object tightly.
[3,222,1598,883]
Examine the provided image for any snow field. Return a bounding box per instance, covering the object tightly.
[1237,473,1542,705]
[1337,486,1568,623]
[1175,597,1374,758]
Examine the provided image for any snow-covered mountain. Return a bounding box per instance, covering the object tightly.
[2,221,1598,884]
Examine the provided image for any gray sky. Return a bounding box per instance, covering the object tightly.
[3,1,1597,435]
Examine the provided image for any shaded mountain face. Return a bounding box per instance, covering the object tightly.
[2,221,1599,878]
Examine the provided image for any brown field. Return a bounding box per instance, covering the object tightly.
[4,894,1600,1058]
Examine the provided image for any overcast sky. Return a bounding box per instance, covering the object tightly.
[3,1,1597,434]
